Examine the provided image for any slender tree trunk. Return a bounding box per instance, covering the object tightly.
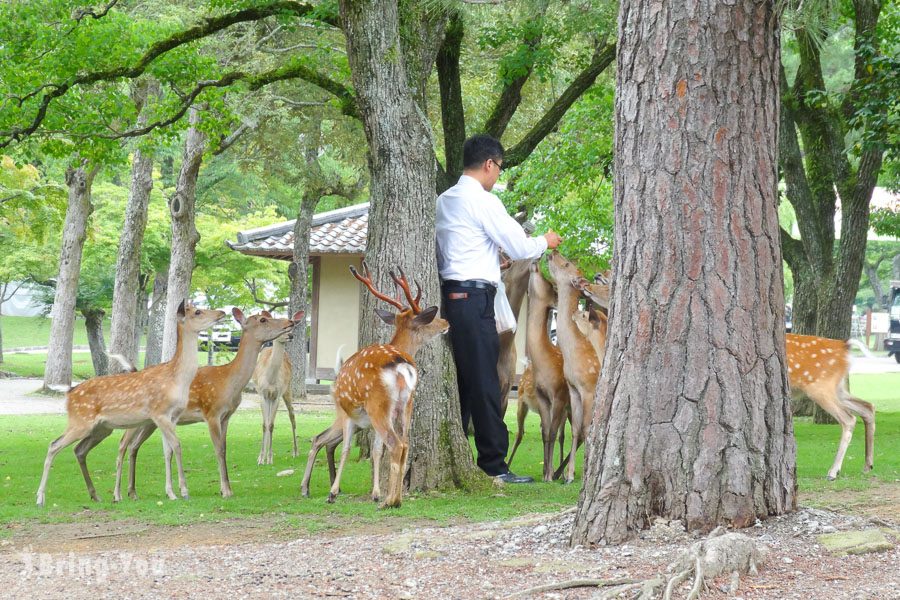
[893,254,900,280]
[82,308,108,376]
[144,268,168,367]
[161,106,206,361]
[340,0,480,493]
[109,81,157,373]
[43,160,99,390]
[133,273,150,361]
[864,259,887,309]
[572,0,795,546]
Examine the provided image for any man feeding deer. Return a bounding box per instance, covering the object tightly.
[436,134,562,484]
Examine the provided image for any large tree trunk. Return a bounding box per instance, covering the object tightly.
[82,308,108,376]
[571,0,795,546]
[161,106,206,361]
[43,161,99,390]
[109,81,157,373]
[340,0,480,493]
[144,267,168,368]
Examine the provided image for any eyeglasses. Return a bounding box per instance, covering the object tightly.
[489,159,504,171]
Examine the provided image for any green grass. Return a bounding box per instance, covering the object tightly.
[0,374,896,536]
[0,315,111,349]
[0,410,583,534]
[0,351,232,379]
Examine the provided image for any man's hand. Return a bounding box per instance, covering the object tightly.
[544,230,562,249]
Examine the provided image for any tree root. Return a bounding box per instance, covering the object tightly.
[503,577,638,598]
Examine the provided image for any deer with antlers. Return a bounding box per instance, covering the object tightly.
[37,301,226,506]
[786,333,875,480]
[112,308,302,501]
[300,263,449,508]
[254,333,300,465]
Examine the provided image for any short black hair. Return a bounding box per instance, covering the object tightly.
[463,134,504,169]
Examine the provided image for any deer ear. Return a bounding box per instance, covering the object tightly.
[291,310,304,322]
[413,306,439,325]
[177,299,186,318]
[260,310,273,319]
[232,307,246,325]
[375,308,395,325]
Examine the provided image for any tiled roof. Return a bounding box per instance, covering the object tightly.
[227,203,369,260]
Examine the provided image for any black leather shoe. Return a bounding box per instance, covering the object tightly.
[494,471,534,484]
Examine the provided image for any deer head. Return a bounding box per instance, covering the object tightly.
[179,300,227,333]
[350,261,449,350]
[231,308,304,346]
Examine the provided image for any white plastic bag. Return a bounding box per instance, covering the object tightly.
[494,279,517,334]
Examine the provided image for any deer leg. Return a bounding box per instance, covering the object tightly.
[548,397,568,482]
[283,388,299,458]
[74,427,113,502]
[808,388,857,481]
[154,416,188,500]
[846,396,876,473]
[327,419,356,503]
[126,423,157,500]
[114,428,136,502]
[507,397,529,470]
[300,421,343,497]
[370,433,384,502]
[207,416,232,498]
[535,392,553,483]
[37,425,91,507]
[257,399,269,465]
[564,386,584,485]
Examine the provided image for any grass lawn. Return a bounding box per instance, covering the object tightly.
[0,374,896,538]
[0,315,111,349]
[0,350,233,379]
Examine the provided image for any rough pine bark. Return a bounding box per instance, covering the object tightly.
[340,0,480,492]
[571,0,796,546]
[144,268,168,367]
[82,308,108,376]
[43,161,98,390]
[109,81,157,373]
[161,106,206,361]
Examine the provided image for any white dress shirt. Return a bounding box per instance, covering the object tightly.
[436,175,548,286]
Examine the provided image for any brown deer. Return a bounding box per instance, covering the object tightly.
[508,262,572,481]
[547,251,602,483]
[574,276,610,312]
[254,333,299,465]
[786,333,875,480]
[300,263,449,508]
[498,258,533,416]
[572,307,609,362]
[112,308,302,501]
[37,301,226,506]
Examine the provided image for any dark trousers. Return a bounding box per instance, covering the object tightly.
[441,284,508,476]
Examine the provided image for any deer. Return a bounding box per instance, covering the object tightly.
[497,257,533,417]
[786,333,875,480]
[300,263,449,508]
[254,333,300,465]
[574,276,610,312]
[112,308,302,501]
[546,251,603,483]
[36,300,226,507]
[572,307,609,362]
[507,262,572,481]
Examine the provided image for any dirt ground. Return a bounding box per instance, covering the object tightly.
[1,487,898,599]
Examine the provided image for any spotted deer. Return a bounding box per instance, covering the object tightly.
[572,307,609,363]
[254,333,299,465]
[508,262,571,481]
[112,309,302,501]
[786,333,875,480]
[547,251,603,483]
[37,301,226,506]
[300,263,449,507]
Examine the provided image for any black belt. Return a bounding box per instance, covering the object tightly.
[441,279,496,291]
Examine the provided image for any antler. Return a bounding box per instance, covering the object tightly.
[390,267,423,314]
[350,261,405,311]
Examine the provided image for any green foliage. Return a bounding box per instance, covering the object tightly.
[870,206,900,238]
[502,83,615,276]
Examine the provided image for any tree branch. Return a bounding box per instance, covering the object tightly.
[0,1,335,148]
[437,11,466,189]
[213,121,256,156]
[482,0,550,139]
[244,278,290,308]
[71,1,119,23]
[503,41,615,168]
